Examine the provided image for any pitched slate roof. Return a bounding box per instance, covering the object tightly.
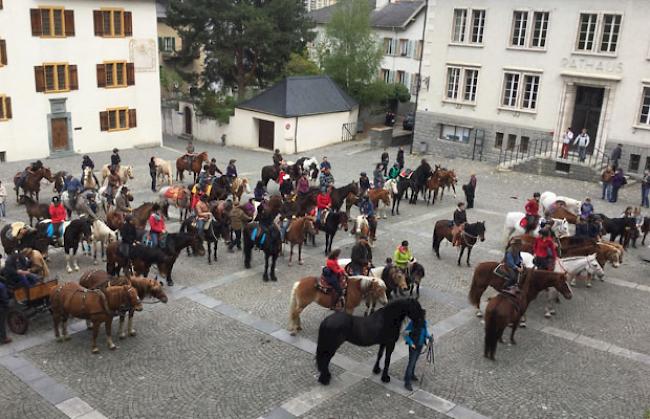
[309,1,425,30]
[236,76,357,118]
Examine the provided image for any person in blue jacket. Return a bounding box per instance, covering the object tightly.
[403,317,433,391]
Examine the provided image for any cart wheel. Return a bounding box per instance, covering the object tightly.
[8,309,29,335]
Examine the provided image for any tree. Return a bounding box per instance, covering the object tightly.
[284,52,320,77]
[321,0,383,95]
[167,0,315,97]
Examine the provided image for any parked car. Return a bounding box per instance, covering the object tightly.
[403,113,414,130]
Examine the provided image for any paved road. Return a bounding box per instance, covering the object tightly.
[0,135,649,419]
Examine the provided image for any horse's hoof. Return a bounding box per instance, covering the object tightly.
[298,260,304,265]
[586,282,592,288]
[544,311,552,318]
[66,267,72,273]
[92,348,99,354]
[271,276,278,282]
[520,321,527,328]
[297,326,302,331]
[510,340,516,345]
[289,330,296,336]
[263,276,269,282]
[108,344,117,350]
[381,375,391,383]
[549,309,556,315]
[63,335,71,341]
[476,311,483,318]
[570,279,576,286]
[74,266,80,272]
[93,260,98,266]
[119,334,126,340]
[57,337,64,343]
[372,366,381,375]
[167,280,174,287]
[129,330,136,337]
[318,374,331,385]
[288,262,292,267]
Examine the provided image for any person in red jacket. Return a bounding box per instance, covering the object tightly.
[533,229,557,270]
[316,185,332,224]
[324,249,346,309]
[48,196,67,245]
[148,203,166,248]
[524,192,541,233]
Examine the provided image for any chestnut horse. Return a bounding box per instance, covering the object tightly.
[285,216,318,266]
[13,166,53,202]
[50,282,142,353]
[132,202,156,229]
[367,188,391,219]
[79,270,168,339]
[546,205,579,224]
[484,270,572,360]
[176,151,208,183]
[19,195,49,226]
[287,275,388,335]
[432,220,486,266]
[106,209,125,232]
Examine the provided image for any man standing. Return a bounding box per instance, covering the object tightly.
[110,148,121,172]
[610,143,623,170]
[396,146,405,170]
[463,174,477,209]
[149,157,157,192]
[601,166,614,201]
[0,279,11,344]
[560,127,574,159]
[320,156,331,172]
[380,151,389,176]
[574,128,590,162]
[610,168,626,203]
[642,169,650,208]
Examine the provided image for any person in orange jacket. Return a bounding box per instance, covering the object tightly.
[48,196,67,245]
[533,229,558,270]
[323,249,346,309]
[316,185,332,224]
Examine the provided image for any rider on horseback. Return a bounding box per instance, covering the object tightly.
[533,229,557,270]
[115,186,132,213]
[119,215,137,259]
[148,203,166,248]
[316,186,332,225]
[65,175,82,209]
[359,172,370,197]
[18,160,43,188]
[452,202,467,247]
[323,249,346,310]
[273,149,283,167]
[359,196,377,238]
[208,158,223,177]
[524,192,541,232]
[350,238,372,275]
[503,238,524,290]
[110,148,121,173]
[226,159,237,187]
[393,240,413,272]
[388,163,400,180]
[194,194,211,241]
[184,140,197,168]
[105,168,121,205]
[49,196,67,246]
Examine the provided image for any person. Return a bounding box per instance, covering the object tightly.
[0,278,10,344]
[533,229,557,270]
[65,175,82,207]
[388,163,400,180]
[119,215,137,258]
[48,196,66,245]
[320,156,331,172]
[323,249,346,309]
[279,174,293,198]
[110,148,121,172]
[148,203,166,248]
[560,127,574,159]
[601,166,614,201]
[319,167,334,189]
[4,250,41,289]
[18,160,43,188]
[149,157,157,192]
[273,149,283,167]
[350,237,372,275]
[610,168,626,203]
[381,151,389,176]
[105,168,122,204]
[373,164,385,189]
[574,128,590,162]
[297,173,310,196]
[396,146,405,170]
[194,194,211,240]
[503,238,524,289]
[621,206,633,218]
[115,186,132,213]
[0,180,6,220]
[359,172,370,197]
[253,181,266,203]
[208,158,223,177]
[452,202,467,246]
[359,196,377,239]
[393,240,413,272]
[524,192,541,232]
[316,186,332,224]
[580,197,594,221]
[226,159,238,183]
[463,174,477,209]
[610,143,623,170]
[78,192,100,221]
[242,197,256,219]
[403,316,432,391]
[81,154,95,181]
[229,205,252,252]
[641,169,650,208]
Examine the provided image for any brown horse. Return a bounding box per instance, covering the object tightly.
[176,151,208,183]
[546,206,579,224]
[367,188,391,219]
[330,182,360,212]
[285,216,318,266]
[79,270,168,339]
[230,177,250,204]
[50,282,142,353]
[287,275,388,335]
[437,168,457,200]
[13,166,53,202]
[132,202,156,229]
[18,195,49,226]
[433,220,486,266]
[484,270,572,360]
[20,248,50,278]
[425,174,441,205]
[106,210,126,232]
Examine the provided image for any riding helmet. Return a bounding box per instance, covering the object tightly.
[533,192,541,198]
[52,196,59,203]
[113,148,119,153]
[402,240,409,247]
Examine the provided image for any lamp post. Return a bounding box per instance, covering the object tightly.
[409,0,428,155]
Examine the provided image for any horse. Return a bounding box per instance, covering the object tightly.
[368,188,391,219]
[20,248,50,278]
[159,185,192,220]
[90,219,117,265]
[546,205,579,224]
[370,265,408,300]
[406,261,426,298]
[330,182,360,212]
[596,214,637,247]
[287,275,388,335]
[385,177,410,215]
[100,164,134,184]
[98,184,133,214]
[408,161,432,204]
[637,217,649,246]
[484,270,572,360]
[50,282,142,353]
[502,212,569,243]
[1,224,49,256]
[153,157,173,187]
[230,177,251,204]
[53,170,67,195]
[180,215,230,264]
[37,217,93,272]
[318,211,348,254]
[13,166,53,202]
[79,270,168,339]
[261,164,281,187]
[315,298,425,385]
[106,209,125,232]
[285,216,318,266]
[353,215,375,245]
[18,195,49,226]
[176,151,208,183]
[437,168,458,200]
[424,173,441,205]
[132,202,156,229]
[82,167,99,191]
[432,220,486,266]
[243,222,282,282]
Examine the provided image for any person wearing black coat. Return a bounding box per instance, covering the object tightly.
[396,147,405,170]
[119,216,138,258]
[110,148,121,171]
[0,279,10,344]
[350,239,372,275]
[381,151,389,176]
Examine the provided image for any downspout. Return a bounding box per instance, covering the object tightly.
[294,117,299,154]
[410,0,428,154]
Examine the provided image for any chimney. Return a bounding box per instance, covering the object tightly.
[375,0,390,10]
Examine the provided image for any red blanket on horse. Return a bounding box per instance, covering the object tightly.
[164,187,187,202]
[317,275,347,294]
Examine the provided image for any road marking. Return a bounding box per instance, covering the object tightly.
[606,277,650,293]
[160,145,183,155]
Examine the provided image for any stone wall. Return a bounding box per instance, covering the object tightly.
[603,141,650,179]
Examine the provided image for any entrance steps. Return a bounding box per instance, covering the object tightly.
[501,155,603,182]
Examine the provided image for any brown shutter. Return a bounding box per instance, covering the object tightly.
[34,66,45,92]
[0,40,6,65]
[96,64,106,88]
[68,65,78,90]
[99,111,109,131]
[64,10,75,36]
[124,11,133,36]
[4,97,11,119]
[30,9,43,36]
[128,109,137,128]
[126,63,135,86]
[93,10,103,36]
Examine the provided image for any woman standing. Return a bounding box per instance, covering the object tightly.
[403,316,433,391]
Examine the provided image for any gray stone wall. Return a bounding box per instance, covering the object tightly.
[603,141,650,179]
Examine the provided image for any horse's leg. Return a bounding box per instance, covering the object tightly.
[416,281,421,298]
[65,252,73,273]
[73,249,80,271]
[298,243,304,265]
[271,254,278,281]
[207,241,212,264]
[213,240,218,262]
[128,310,136,336]
[119,314,127,339]
[381,343,395,383]
[91,321,100,353]
[510,318,519,345]
[263,253,269,282]
[52,313,62,342]
[373,344,385,374]
[466,246,472,267]
[288,243,293,266]
[457,246,464,266]
[105,319,116,350]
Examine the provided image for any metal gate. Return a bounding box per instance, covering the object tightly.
[471,128,485,161]
[341,122,355,142]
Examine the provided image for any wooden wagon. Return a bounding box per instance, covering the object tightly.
[7,278,59,335]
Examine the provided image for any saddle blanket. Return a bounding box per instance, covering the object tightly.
[316,275,347,294]
[251,226,267,246]
[399,169,413,179]
[164,187,187,201]
[42,220,68,238]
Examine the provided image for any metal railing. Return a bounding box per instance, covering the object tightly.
[342,122,355,142]
[498,138,610,171]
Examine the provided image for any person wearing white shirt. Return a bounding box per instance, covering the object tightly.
[574,128,590,162]
[560,127,574,159]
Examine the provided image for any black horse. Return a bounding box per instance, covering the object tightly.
[330,182,360,212]
[180,216,230,264]
[316,298,425,385]
[596,214,637,247]
[390,176,411,215]
[432,220,486,266]
[408,161,432,204]
[243,222,281,281]
[37,217,93,272]
[261,164,281,188]
[318,211,348,254]
[407,262,426,298]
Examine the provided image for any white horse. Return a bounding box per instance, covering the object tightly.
[541,191,581,214]
[100,164,134,184]
[154,157,173,187]
[352,215,371,243]
[89,219,117,264]
[301,157,318,173]
[503,212,570,243]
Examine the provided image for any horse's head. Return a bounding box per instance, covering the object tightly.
[405,298,426,325]
[18,195,33,206]
[553,219,570,237]
[552,273,573,300]
[304,217,318,236]
[586,253,605,280]
[126,286,144,312]
[387,179,398,195]
[42,167,54,182]
[146,279,168,303]
[368,278,388,306]
[476,221,486,242]
[189,233,206,256]
[391,267,409,293]
[346,192,359,207]
[409,262,425,284]
[349,181,360,196]
[126,166,134,180]
[338,212,349,232]
[602,245,621,268]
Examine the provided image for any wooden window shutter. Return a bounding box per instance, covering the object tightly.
[124,12,133,36]
[5,97,11,119]
[96,64,106,88]
[69,65,78,90]
[158,37,163,51]
[99,111,109,131]
[34,66,45,92]
[64,10,75,36]
[0,40,6,65]
[128,109,137,128]
[126,63,135,86]
[30,9,43,36]
[93,10,103,36]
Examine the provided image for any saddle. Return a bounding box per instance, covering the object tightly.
[498,289,523,315]
[250,226,268,247]
[164,187,187,202]
[316,274,348,295]
[344,262,369,276]
[492,263,508,279]
[400,169,413,179]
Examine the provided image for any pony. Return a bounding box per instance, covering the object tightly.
[596,214,638,247]
[424,173,441,205]
[180,215,231,264]
[13,166,53,202]
[287,275,388,335]
[368,188,391,219]
[230,177,251,203]
[385,177,410,215]
[18,195,49,226]
[285,216,318,266]
[1,224,49,256]
[318,211,348,254]
[432,220,486,266]
[79,270,168,339]
[484,270,572,360]
[50,282,142,353]
[502,212,569,243]
[100,164,134,184]
[371,265,408,300]
[53,170,67,195]
[261,164,281,187]
[315,298,425,385]
[330,182,360,212]
[243,222,282,282]
[132,202,156,229]
[37,217,93,272]
[176,151,208,183]
[406,261,426,298]
[153,157,173,187]
[408,161,432,204]
[159,185,192,220]
[437,168,458,200]
[90,219,117,265]
[82,166,99,191]
[20,248,50,278]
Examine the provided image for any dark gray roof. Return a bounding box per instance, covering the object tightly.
[237,76,357,118]
[156,0,169,19]
[309,1,424,30]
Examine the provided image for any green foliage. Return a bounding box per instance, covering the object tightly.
[159,66,186,96]
[284,52,320,77]
[388,83,411,103]
[352,81,411,107]
[196,92,236,124]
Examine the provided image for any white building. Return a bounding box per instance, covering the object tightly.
[309,0,425,101]
[0,0,162,162]
[414,0,650,175]
[305,0,337,13]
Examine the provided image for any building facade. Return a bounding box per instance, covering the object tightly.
[414,0,650,175]
[305,0,337,13]
[0,0,162,162]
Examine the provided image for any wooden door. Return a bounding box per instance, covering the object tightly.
[51,118,69,151]
[571,86,604,155]
[184,106,192,135]
[258,119,274,150]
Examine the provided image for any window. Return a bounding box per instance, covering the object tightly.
[509,11,549,49]
[159,36,176,52]
[629,154,640,172]
[0,95,11,121]
[511,11,528,47]
[519,136,529,153]
[396,71,409,87]
[446,67,460,100]
[34,63,78,93]
[501,71,541,111]
[415,40,423,59]
[645,157,650,171]
[451,8,485,45]
[531,12,549,48]
[440,125,471,144]
[100,108,137,132]
[494,132,504,149]
[97,62,135,88]
[30,7,74,37]
[576,13,622,54]
[521,75,540,110]
[463,69,478,102]
[502,73,520,107]
[384,38,396,56]
[380,69,393,83]
[399,39,409,57]
[0,39,6,66]
[445,65,479,104]
[94,9,132,37]
[507,134,517,151]
[639,86,650,125]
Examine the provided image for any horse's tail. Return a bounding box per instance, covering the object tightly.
[432,222,441,251]
[468,267,484,309]
[315,320,331,374]
[484,305,499,359]
[288,281,300,328]
[502,223,513,246]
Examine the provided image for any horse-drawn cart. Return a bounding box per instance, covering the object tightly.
[7,278,58,335]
